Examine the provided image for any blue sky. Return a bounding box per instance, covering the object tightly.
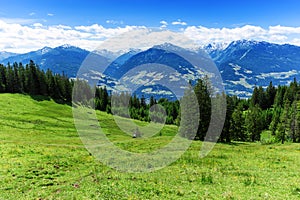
[1,0,300,27]
[1,0,300,52]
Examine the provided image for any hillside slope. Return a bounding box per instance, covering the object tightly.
[0,94,299,199]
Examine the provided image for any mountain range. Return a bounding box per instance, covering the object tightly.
[1,40,300,99]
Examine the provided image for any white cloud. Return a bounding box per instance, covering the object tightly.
[106,20,124,25]
[1,19,300,54]
[0,20,146,53]
[47,13,54,17]
[160,20,168,28]
[53,24,72,30]
[29,12,35,16]
[172,19,187,26]
[268,25,300,34]
[0,17,38,25]
[33,23,43,27]
[98,28,196,52]
[183,25,300,46]
[160,20,168,25]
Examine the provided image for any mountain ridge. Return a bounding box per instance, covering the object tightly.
[1,41,300,98]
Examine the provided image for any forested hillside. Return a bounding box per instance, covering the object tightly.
[1,61,300,144]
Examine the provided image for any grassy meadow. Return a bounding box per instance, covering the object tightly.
[0,93,300,199]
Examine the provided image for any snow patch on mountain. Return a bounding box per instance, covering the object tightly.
[141,88,173,95]
[229,78,253,89]
[240,49,251,60]
[257,70,299,80]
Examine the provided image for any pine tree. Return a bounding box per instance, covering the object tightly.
[179,84,199,139]
[276,99,290,144]
[269,107,281,135]
[220,95,234,142]
[245,104,263,142]
[230,102,245,141]
[12,62,21,93]
[150,96,155,107]
[0,64,6,92]
[296,101,300,142]
[64,77,73,102]
[18,63,26,93]
[45,69,56,98]
[274,85,285,107]
[5,63,14,93]
[38,70,47,96]
[26,60,40,95]
[266,81,276,108]
[257,86,267,109]
[283,79,297,105]
[194,79,211,140]
[251,86,259,106]
[290,100,299,142]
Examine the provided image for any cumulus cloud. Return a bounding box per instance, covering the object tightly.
[47,13,54,17]
[33,23,43,27]
[172,19,187,26]
[29,12,35,16]
[0,20,145,53]
[98,29,195,52]
[183,25,300,46]
[1,19,300,54]
[160,20,168,28]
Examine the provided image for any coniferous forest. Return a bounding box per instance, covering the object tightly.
[1,60,300,144]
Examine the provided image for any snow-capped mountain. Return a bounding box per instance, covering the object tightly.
[0,51,18,61]
[2,40,300,99]
[203,42,229,53]
[97,43,221,100]
[1,45,109,77]
[213,40,300,97]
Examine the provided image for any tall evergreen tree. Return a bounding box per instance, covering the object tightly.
[251,86,259,106]
[276,99,291,144]
[245,104,264,142]
[220,95,234,142]
[18,63,26,93]
[230,102,246,141]
[289,100,299,142]
[12,62,21,93]
[179,84,199,139]
[0,64,6,92]
[266,81,276,108]
[194,79,211,140]
[150,96,155,107]
[5,63,14,93]
[269,107,282,135]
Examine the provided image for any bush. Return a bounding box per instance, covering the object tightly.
[260,130,277,144]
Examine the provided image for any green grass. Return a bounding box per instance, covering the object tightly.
[0,93,300,199]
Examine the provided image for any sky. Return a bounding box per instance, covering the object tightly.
[1,0,300,53]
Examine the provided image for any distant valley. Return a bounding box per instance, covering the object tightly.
[2,40,300,98]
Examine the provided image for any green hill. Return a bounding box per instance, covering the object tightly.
[0,94,299,199]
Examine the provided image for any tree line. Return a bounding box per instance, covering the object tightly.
[1,60,300,143]
[0,60,72,103]
[220,80,300,143]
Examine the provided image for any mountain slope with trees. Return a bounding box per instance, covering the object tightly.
[1,60,300,144]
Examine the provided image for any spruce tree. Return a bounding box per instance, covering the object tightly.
[230,103,245,141]
[276,99,290,144]
[245,104,263,142]
[266,81,276,108]
[290,100,299,142]
[179,84,199,139]
[194,79,211,140]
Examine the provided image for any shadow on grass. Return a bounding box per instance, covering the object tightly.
[30,95,71,106]
[219,141,249,146]
[30,95,51,102]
